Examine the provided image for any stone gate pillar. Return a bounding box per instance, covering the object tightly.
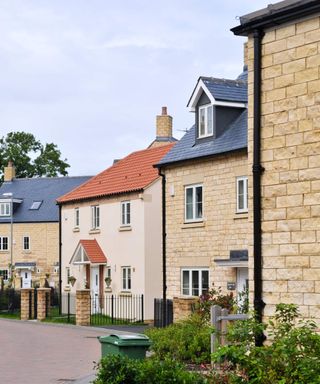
[20,288,35,320]
[76,289,91,326]
[37,288,51,321]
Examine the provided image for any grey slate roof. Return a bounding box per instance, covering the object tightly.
[201,77,247,103]
[157,109,247,167]
[0,176,91,223]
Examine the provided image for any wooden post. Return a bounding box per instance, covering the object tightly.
[211,305,222,355]
[220,308,229,346]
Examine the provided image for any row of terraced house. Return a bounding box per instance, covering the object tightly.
[0,0,320,325]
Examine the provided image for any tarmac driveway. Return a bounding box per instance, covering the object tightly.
[0,318,129,384]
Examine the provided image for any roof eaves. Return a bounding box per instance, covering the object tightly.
[155,146,247,169]
[231,0,320,36]
[58,188,145,205]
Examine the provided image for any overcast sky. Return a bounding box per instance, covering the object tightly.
[0,0,269,176]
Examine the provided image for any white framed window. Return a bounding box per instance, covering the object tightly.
[91,205,100,229]
[0,269,8,281]
[198,104,214,138]
[181,268,209,296]
[185,184,203,222]
[0,236,9,251]
[74,208,80,228]
[236,176,248,213]
[121,266,131,291]
[121,201,131,226]
[0,202,10,216]
[23,236,30,251]
[106,267,111,280]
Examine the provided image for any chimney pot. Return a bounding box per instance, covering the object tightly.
[162,106,167,116]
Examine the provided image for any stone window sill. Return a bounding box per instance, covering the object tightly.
[73,227,80,232]
[0,250,9,254]
[118,226,132,232]
[234,213,248,220]
[22,250,31,254]
[181,221,205,229]
[89,229,101,234]
[120,291,132,296]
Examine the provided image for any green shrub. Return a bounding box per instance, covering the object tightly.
[93,354,206,384]
[145,313,212,364]
[212,304,320,384]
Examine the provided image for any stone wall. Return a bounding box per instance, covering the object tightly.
[247,15,320,322]
[0,222,59,287]
[164,152,249,299]
[76,289,90,326]
[173,297,199,322]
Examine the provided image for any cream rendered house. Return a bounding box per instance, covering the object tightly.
[58,109,176,320]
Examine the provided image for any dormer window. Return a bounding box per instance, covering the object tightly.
[198,105,214,138]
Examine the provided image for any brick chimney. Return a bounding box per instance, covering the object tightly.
[4,160,16,182]
[156,106,172,139]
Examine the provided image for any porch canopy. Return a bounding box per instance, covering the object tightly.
[214,250,248,268]
[70,239,107,265]
[14,262,36,271]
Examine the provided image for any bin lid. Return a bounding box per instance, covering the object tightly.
[99,333,152,347]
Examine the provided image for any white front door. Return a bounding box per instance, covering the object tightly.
[236,267,248,310]
[22,270,32,288]
[91,266,99,312]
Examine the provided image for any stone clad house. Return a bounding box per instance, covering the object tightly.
[57,109,176,320]
[232,0,320,324]
[156,71,249,319]
[0,162,90,289]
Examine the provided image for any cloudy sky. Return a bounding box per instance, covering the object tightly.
[0,0,268,176]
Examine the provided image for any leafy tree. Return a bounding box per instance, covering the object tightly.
[0,132,70,179]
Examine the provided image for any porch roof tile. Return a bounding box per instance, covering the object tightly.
[79,239,107,264]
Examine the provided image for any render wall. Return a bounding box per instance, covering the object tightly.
[247,14,320,322]
[164,152,249,299]
[61,180,162,320]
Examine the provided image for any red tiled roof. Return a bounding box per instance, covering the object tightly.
[80,239,107,264]
[58,143,175,203]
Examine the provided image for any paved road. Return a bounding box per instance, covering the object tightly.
[0,318,133,384]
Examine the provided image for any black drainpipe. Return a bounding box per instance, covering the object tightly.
[58,203,62,315]
[158,168,167,327]
[253,28,266,345]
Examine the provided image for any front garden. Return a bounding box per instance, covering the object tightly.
[93,289,320,383]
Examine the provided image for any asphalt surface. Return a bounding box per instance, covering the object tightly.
[0,318,139,384]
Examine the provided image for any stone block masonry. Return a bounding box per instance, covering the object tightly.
[247,14,320,324]
[20,288,34,320]
[76,289,91,326]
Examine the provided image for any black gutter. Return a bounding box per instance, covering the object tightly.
[252,29,265,346]
[58,204,62,315]
[232,0,320,36]
[158,168,167,327]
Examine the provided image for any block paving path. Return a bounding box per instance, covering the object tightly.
[0,318,129,384]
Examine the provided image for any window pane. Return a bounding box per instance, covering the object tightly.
[186,188,193,220]
[199,108,205,136]
[182,271,190,295]
[192,270,199,296]
[121,203,125,225]
[201,271,209,294]
[126,203,130,224]
[238,180,244,210]
[122,268,126,289]
[127,268,131,289]
[3,237,8,250]
[195,186,203,218]
[207,106,213,135]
